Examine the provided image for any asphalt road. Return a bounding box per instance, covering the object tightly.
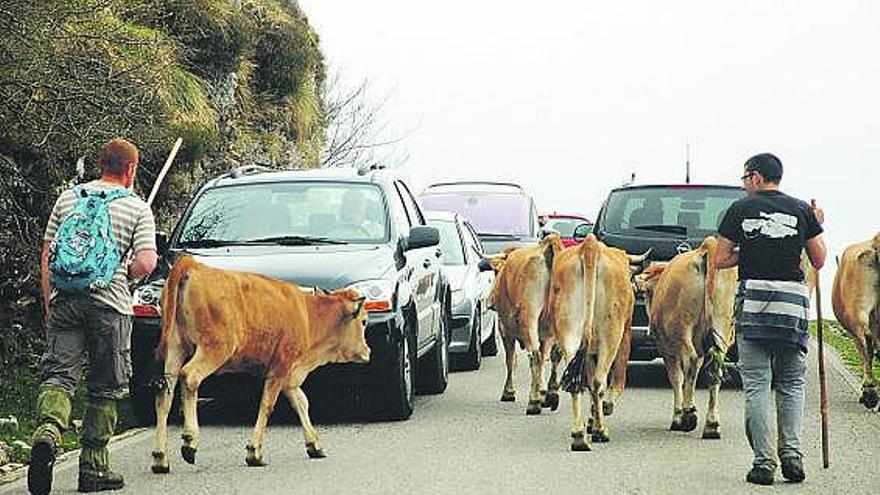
[3,343,878,495]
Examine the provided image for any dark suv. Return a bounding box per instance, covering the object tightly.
[130,166,450,423]
[590,184,745,360]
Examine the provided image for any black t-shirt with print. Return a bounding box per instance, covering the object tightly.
[718,190,823,281]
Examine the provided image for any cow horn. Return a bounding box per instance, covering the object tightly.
[628,249,652,265]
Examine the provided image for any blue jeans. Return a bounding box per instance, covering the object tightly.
[738,335,807,470]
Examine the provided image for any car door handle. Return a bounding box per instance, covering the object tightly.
[423,259,432,269]
[435,248,442,258]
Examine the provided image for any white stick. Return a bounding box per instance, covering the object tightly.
[146,137,183,207]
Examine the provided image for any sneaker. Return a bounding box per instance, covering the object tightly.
[77,469,125,492]
[746,466,775,486]
[27,433,56,495]
[781,457,805,482]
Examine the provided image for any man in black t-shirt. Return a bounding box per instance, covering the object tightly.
[716,153,826,486]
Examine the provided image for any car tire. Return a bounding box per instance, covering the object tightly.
[416,303,450,395]
[480,313,499,357]
[455,308,481,371]
[374,331,415,421]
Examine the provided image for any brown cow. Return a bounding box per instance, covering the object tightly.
[151,255,370,473]
[548,234,638,450]
[832,233,880,410]
[486,235,564,415]
[634,236,737,439]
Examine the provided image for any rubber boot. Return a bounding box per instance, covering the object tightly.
[28,386,70,495]
[77,398,124,492]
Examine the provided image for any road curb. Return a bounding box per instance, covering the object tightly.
[814,337,862,394]
[0,427,148,487]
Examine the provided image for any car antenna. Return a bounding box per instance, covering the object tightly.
[685,142,691,184]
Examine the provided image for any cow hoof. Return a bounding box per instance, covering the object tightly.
[681,412,698,433]
[500,391,516,402]
[151,451,170,474]
[306,443,326,459]
[570,432,591,452]
[542,392,560,411]
[602,400,615,416]
[245,455,267,467]
[181,445,197,465]
[859,388,879,409]
[591,429,610,443]
[701,428,722,440]
[526,400,542,415]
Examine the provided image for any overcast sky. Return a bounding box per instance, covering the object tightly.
[302,0,879,310]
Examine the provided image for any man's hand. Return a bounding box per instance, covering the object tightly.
[715,236,740,269]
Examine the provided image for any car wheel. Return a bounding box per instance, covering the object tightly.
[375,331,415,421]
[417,302,450,394]
[456,308,481,371]
[481,312,499,357]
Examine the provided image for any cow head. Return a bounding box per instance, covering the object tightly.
[328,289,371,364]
[632,262,667,313]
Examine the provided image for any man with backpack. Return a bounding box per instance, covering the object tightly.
[29,138,158,494]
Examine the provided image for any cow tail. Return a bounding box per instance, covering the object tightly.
[151,255,195,391]
[699,237,726,382]
[580,234,599,354]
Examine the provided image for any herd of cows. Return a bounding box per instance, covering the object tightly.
[146,231,879,471]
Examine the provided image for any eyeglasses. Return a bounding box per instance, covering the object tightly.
[740,171,755,181]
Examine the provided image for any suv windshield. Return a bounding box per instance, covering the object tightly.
[420,192,533,237]
[600,186,743,237]
[428,219,465,266]
[177,182,389,246]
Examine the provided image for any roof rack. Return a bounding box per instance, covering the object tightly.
[222,164,272,179]
[356,164,387,176]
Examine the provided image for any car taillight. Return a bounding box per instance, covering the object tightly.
[133,304,160,318]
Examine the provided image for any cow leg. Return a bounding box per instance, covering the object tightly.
[526,349,544,415]
[283,385,325,459]
[179,349,224,465]
[665,354,686,431]
[500,335,517,402]
[851,322,879,409]
[569,391,590,452]
[679,353,702,433]
[702,380,722,440]
[246,375,286,467]
[589,350,615,443]
[151,341,186,474]
[543,344,563,411]
[604,321,632,416]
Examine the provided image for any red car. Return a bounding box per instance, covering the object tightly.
[541,213,592,247]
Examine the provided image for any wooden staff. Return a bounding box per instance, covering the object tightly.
[146,137,183,207]
[811,198,830,469]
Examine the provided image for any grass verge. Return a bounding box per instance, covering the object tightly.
[0,368,137,465]
[810,319,879,381]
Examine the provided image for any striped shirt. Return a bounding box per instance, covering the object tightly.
[736,279,810,350]
[44,180,156,315]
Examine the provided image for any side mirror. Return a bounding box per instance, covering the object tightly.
[156,231,169,256]
[573,223,592,241]
[405,226,440,251]
[477,258,494,272]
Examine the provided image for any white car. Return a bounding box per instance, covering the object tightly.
[426,211,499,370]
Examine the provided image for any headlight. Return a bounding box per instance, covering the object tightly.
[347,279,394,312]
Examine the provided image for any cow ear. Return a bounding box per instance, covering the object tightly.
[352,296,367,316]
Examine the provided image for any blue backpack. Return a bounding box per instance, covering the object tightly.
[49,185,132,293]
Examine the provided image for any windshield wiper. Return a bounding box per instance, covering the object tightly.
[247,235,348,245]
[178,238,244,249]
[633,224,688,236]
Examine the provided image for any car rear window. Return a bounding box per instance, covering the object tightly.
[420,192,533,237]
[600,187,744,237]
[546,218,589,237]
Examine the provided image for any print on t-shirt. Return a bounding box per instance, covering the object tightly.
[742,211,798,239]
